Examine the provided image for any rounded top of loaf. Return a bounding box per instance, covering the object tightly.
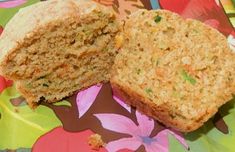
[0,0,115,74]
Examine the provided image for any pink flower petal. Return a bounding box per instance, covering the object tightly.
[153,130,169,149]
[106,137,141,152]
[215,0,220,6]
[0,0,27,8]
[204,19,219,29]
[144,142,168,152]
[113,95,131,113]
[0,75,13,93]
[94,113,138,135]
[136,111,154,137]
[76,85,102,118]
[152,129,189,151]
[168,129,189,150]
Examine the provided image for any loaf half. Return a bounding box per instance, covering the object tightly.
[0,0,120,108]
[111,10,235,132]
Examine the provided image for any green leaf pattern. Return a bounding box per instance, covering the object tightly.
[0,87,61,150]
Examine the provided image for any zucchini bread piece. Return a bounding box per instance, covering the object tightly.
[0,0,120,108]
[111,10,235,132]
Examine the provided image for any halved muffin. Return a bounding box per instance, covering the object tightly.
[0,0,120,108]
[111,10,235,132]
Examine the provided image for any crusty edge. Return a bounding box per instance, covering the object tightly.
[16,80,109,109]
[110,77,225,132]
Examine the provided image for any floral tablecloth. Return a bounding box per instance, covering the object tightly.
[0,0,235,152]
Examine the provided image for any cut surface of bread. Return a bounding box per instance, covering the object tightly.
[111,9,235,132]
[0,0,120,107]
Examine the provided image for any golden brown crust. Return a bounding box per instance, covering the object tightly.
[17,79,108,109]
[111,78,228,132]
[111,78,204,132]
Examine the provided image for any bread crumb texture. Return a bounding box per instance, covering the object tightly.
[0,0,120,107]
[111,9,235,132]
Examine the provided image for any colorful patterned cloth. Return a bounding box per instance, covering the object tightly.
[221,0,235,26]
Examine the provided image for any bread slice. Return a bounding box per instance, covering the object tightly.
[0,0,120,108]
[111,9,235,132]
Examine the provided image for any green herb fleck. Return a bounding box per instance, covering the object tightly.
[156,59,160,66]
[103,47,108,51]
[145,88,153,94]
[172,91,176,97]
[154,15,162,23]
[172,91,179,98]
[141,11,145,15]
[172,87,183,98]
[200,88,203,93]
[97,12,105,17]
[193,29,198,33]
[124,9,131,15]
[37,75,47,80]
[136,69,141,75]
[181,70,196,85]
[26,83,33,88]
[90,66,97,71]
[43,83,49,87]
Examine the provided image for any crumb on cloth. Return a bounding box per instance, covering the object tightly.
[88,134,106,151]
